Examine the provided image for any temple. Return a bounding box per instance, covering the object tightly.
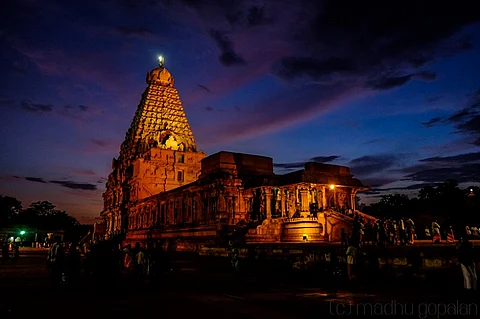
[98,59,371,249]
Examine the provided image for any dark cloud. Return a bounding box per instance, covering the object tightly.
[361,190,384,196]
[209,29,246,66]
[395,151,480,184]
[197,84,211,93]
[404,164,480,183]
[275,57,356,81]
[368,71,437,90]
[16,100,89,116]
[64,105,89,112]
[115,26,154,37]
[361,182,442,196]
[363,138,387,145]
[180,1,479,143]
[419,152,480,164]
[25,177,47,183]
[49,180,97,190]
[349,155,399,176]
[273,1,478,87]
[397,182,442,190]
[246,5,266,27]
[310,156,341,163]
[361,177,397,188]
[369,74,413,90]
[22,175,97,190]
[423,89,480,144]
[274,155,340,170]
[225,4,269,28]
[274,162,305,170]
[422,117,443,127]
[90,139,113,147]
[20,100,53,112]
[205,106,213,112]
[415,71,437,81]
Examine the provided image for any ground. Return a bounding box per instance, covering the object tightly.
[0,249,478,319]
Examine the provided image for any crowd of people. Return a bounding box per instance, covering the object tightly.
[343,214,480,248]
[45,236,177,288]
[340,214,478,294]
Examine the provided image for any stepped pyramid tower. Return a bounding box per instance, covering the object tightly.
[119,56,197,160]
[101,57,206,236]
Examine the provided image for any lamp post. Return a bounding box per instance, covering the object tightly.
[330,184,336,209]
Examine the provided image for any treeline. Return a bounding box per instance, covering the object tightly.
[0,195,91,241]
[362,179,480,227]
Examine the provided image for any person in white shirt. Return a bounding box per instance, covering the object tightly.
[346,240,359,280]
[136,249,146,276]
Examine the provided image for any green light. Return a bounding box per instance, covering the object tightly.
[20,231,25,235]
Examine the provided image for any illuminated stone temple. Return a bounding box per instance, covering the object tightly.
[99,58,371,248]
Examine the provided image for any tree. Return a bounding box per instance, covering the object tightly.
[0,195,22,224]
[362,179,480,227]
[28,201,57,217]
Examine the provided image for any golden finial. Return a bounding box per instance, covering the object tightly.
[158,55,164,68]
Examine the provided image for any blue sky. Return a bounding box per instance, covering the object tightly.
[1,1,479,223]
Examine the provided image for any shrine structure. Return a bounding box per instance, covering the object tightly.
[99,58,371,249]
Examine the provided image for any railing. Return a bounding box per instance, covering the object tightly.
[283,216,319,222]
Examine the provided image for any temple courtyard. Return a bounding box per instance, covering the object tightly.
[0,248,478,319]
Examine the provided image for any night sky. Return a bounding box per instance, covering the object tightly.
[1,1,480,224]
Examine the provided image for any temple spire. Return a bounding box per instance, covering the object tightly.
[118,60,197,160]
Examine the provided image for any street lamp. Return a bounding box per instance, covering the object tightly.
[20,230,25,235]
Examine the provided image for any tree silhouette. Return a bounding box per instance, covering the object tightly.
[0,195,23,224]
[1,195,86,241]
[363,179,480,226]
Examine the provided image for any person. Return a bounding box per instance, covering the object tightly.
[1,241,9,263]
[66,243,81,289]
[406,218,415,244]
[446,226,456,243]
[229,239,240,273]
[123,246,133,272]
[431,220,441,243]
[456,237,477,294]
[346,240,359,280]
[340,228,347,250]
[135,248,146,276]
[12,243,20,263]
[424,226,431,239]
[47,236,65,286]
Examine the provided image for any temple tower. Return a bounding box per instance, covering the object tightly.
[101,57,206,237]
[119,56,197,160]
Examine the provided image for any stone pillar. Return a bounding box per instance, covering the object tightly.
[280,188,285,217]
[322,186,327,209]
[265,189,272,219]
[300,189,309,217]
[232,196,236,224]
[350,191,356,211]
